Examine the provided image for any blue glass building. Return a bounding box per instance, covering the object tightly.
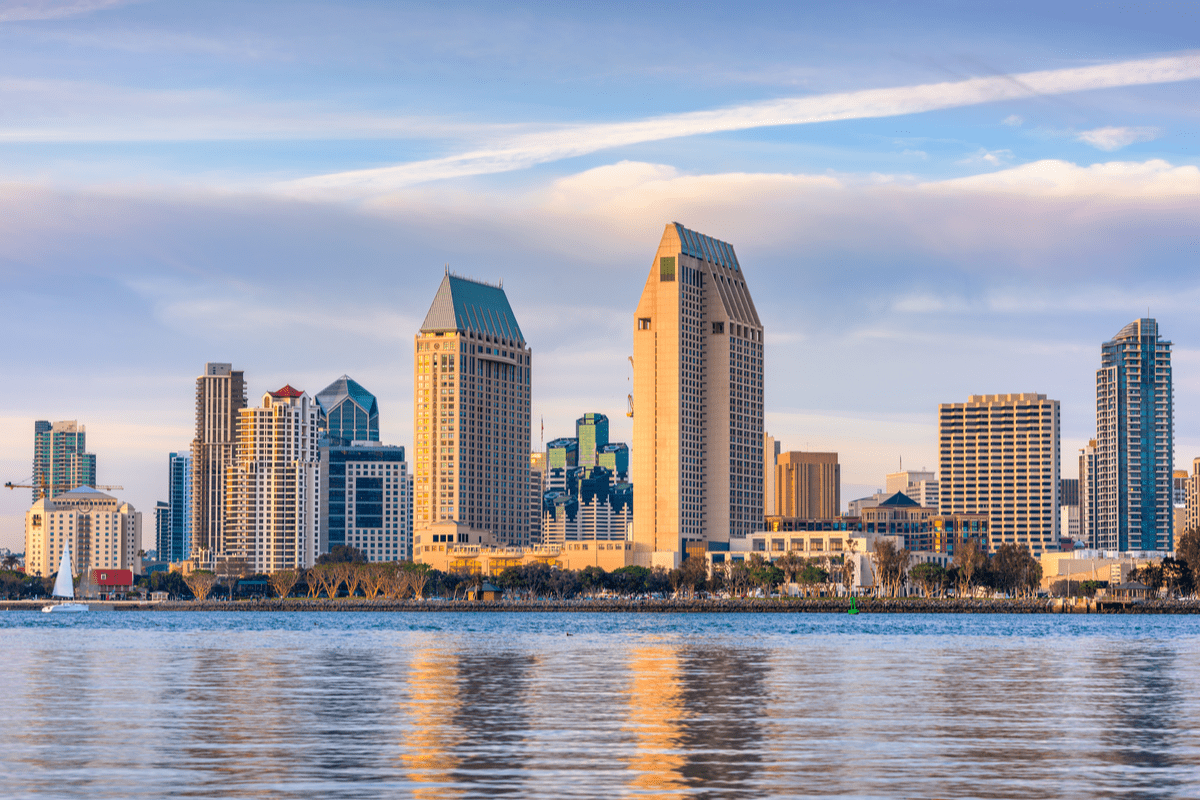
[320,443,410,562]
[1095,318,1174,552]
[165,451,192,562]
[316,375,380,445]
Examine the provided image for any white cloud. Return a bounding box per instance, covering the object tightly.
[1076,125,1160,151]
[0,0,133,22]
[286,52,1200,193]
[1002,114,1024,126]
[956,147,1013,166]
[929,158,1200,196]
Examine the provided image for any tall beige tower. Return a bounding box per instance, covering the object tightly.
[632,223,764,562]
[776,452,840,519]
[413,271,531,547]
[190,362,246,561]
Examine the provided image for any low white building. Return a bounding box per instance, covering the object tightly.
[24,486,141,577]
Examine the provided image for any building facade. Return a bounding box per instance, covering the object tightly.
[632,223,764,563]
[413,271,532,549]
[315,374,379,445]
[763,434,781,517]
[223,386,320,573]
[320,442,410,562]
[1186,457,1200,537]
[31,420,97,501]
[886,470,939,511]
[938,393,1060,555]
[1078,439,1098,548]
[164,450,192,562]
[1095,319,1174,552]
[24,487,141,577]
[154,501,169,559]
[190,362,246,560]
[776,452,840,519]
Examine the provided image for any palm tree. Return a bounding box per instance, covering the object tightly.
[2,554,19,571]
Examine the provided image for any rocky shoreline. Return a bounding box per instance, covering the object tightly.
[6,597,1200,613]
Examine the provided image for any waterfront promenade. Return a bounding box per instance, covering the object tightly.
[5,596,1200,613]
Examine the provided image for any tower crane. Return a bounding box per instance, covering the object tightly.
[626,356,634,418]
[5,478,124,500]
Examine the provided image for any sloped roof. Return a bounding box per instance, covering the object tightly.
[315,375,378,416]
[421,272,524,342]
[269,385,304,398]
[60,486,116,500]
[673,222,740,272]
[877,492,921,507]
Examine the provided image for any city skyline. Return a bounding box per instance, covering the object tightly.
[2,2,1199,549]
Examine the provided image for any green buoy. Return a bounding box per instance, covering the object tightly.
[848,597,859,614]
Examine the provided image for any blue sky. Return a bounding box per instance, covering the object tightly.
[2,0,1198,549]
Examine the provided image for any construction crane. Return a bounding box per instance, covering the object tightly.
[626,356,634,417]
[5,478,124,500]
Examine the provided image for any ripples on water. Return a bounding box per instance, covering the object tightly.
[4,612,1200,798]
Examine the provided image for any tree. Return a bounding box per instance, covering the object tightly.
[1177,529,1200,579]
[1160,557,1194,598]
[547,568,581,599]
[183,570,218,602]
[989,544,1041,597]
[909,562,945,597]
[579,565,607,595]
[2,554,18,571]
[268,569,300,599]
[871,539,911,597]
[404,562,432,599]
[839,553,857,595]
[680,555,709,597]
[608,565,651,596]
[953,539,987,597]
[317,545,367,565]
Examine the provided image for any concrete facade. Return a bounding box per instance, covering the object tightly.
[24,486,141,577]
[776,451,840,519]
[190,362,246,561]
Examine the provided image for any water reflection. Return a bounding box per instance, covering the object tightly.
[4,613,1200,799]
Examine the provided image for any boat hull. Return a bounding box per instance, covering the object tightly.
[42,603,90,613]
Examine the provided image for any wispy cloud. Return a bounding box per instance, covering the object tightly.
[0,0,133,23]
[1076,125,1160,151]
[286,52,1200,194]
[1002,114,1024,126]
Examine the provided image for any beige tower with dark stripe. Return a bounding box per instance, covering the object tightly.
[632,223,764,565]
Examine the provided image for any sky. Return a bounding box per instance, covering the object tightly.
[1,0,1198,551]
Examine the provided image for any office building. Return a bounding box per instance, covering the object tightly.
[542,466,633,545]
[597,443,630,478]
[190,363,246,560]
[776,452,840,519]
[1186,458,1200,536]
[24,486,141,577]
[163,451,192,563]
[1095,319,1174,552]
[154,501,169,559]
[763,434,781,517]
[938,393,1060,555]
[632,223,763,563]
[1060,478,1079,508]
[315,375,379,445]
[224,386,320,573]
[31,420,97,501]
[1079,439,1098,548]
[847,490,889,517]
[886,469,939,511]
[320,442,410,562]
[576,413,609,468]
[861,492,936,549]
[413,271,532,548]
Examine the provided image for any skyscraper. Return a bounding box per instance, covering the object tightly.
[414,271,532,547]
[315,375,380,445]
[763,434,780,517]
[776,452,840,519]
[166,451,192,562]
[576,413,609,468]
[632,223,764,562]
[224,386,320,573]
[320,442,410,562]
[1079,439,1098,548]
[938,393,1060,555]
[190,362,246,560]
[31,420,97,501]
[1095,319,1174,552]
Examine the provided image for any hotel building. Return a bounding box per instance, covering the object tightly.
[413,271,532,548]
[775,451,840,519]
[632,223,764,564]
[1095,318,1174,552]
[938,393,1060,555]
[223,386,320,573]
[31,420,96,501]
[190,362,246,560]
[25,486,141,577]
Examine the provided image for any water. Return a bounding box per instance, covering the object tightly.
[4,611,1200,799]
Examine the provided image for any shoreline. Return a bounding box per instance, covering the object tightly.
[4,597,1199,613]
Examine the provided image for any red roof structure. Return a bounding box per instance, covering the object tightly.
[93,569,133,587]
[270,384,304,398]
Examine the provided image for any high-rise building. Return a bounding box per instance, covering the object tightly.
[776,452,840,519]
[320,442,410,562]
[413,271,532,548]
[885,469,939,511]
[154,501,169,559]
[24,487,141,577]
[632,223,763,562]
[576,413,609,468]
[1079,439,1098,548]
[224,386,319,573]
[164,451,192,563]
[190,363,246,560]
[1059,478,1080,507]
[763,434,781,517]
[31,420,97,502]
[938,393,1060,555]
[1186,457,1200,537]
[541,466,633,545]
[315,375,379,445]
[1095,319,1174,552]
[597,443,630,478]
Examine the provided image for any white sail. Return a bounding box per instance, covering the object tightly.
[52,544,74,599]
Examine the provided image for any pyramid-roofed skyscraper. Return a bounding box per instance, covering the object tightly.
[413,270,531,547]
[316,375,379,445]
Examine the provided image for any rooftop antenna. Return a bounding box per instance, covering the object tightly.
[445,263,450,275]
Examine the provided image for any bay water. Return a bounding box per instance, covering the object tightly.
[4,611,1200,798]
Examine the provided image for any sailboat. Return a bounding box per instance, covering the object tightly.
[42,542,89,613]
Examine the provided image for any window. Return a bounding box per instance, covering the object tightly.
[659,256,676,281]
[712,322,724,334]
[638,318,651,331]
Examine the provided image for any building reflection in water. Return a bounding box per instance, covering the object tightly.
[399,648,461,796]
[626,644,689,797]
